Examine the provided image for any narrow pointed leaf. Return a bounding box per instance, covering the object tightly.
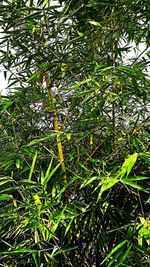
[28,151,38,181]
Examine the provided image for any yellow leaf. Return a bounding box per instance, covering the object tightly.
[139,216,145,225]
[23,219,28,226]
[13,199,17,207]
[52,187,56,198]
[90,134,93,145]
[77,31,83,37]
[88,20,101,27]
[42,0,49,8]
[34,229,40,244]
[34,194,42,207]
[66,133,71,141]
[120,152,138,178]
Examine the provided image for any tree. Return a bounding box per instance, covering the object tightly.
[0,0,150,266]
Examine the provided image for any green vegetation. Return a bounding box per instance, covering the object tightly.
[0,0,150,266]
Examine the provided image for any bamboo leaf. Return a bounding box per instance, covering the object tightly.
[0,194,13,201]
[121,179,149,193]
[0,177,12,186]
[126,176,149,181]
[116,153,138,179]
[65,218,74,236]
[101,239,128,265]
[45,156,54,178]
[41,0,49,8]
[80,176,98,188]
[26,73,37,82]
[27,134,57,146]
[66,133,71,141]
[97,178,118,201]
[88,20,101,27]
[1,248,35,254]
[43,161,62,187]
[28,151,38,181]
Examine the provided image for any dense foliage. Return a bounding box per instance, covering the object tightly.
[0,0,150,266]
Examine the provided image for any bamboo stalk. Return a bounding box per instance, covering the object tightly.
[112,102,116,146]
[111,27,116,151]
[45,72,67,185]
[34,22,68,193]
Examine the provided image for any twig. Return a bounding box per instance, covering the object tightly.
[130,45,149,67]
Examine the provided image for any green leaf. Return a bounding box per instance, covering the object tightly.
[65,218,74,235]
[97,177,118,201]
[43,161,62,187]
[77,31,83,37]
[140,152,150,166]
[2,100,13,111]
[147,196,150,203]
[0,177,12,186]
[45,156,54,178]
[20,180,40,185]
[73,78,92,88]
[0,187,19,194]
[79,163,91,172]
[26,73,37,82]
[126,176,149,181]
[66,133,71,141]
[1,248,35,254]
[80,176,98,188]
[117,153,138,179]
[121,179,149,193]
[0,194,13,201]
[101,239,128,265]
[27,134,57,146]
[115,245,132,267]
[32,252,39,267]
[15,159,21,169]
[28,151,38,181]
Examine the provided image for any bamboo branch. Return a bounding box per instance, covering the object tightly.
[130,45,149,67]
